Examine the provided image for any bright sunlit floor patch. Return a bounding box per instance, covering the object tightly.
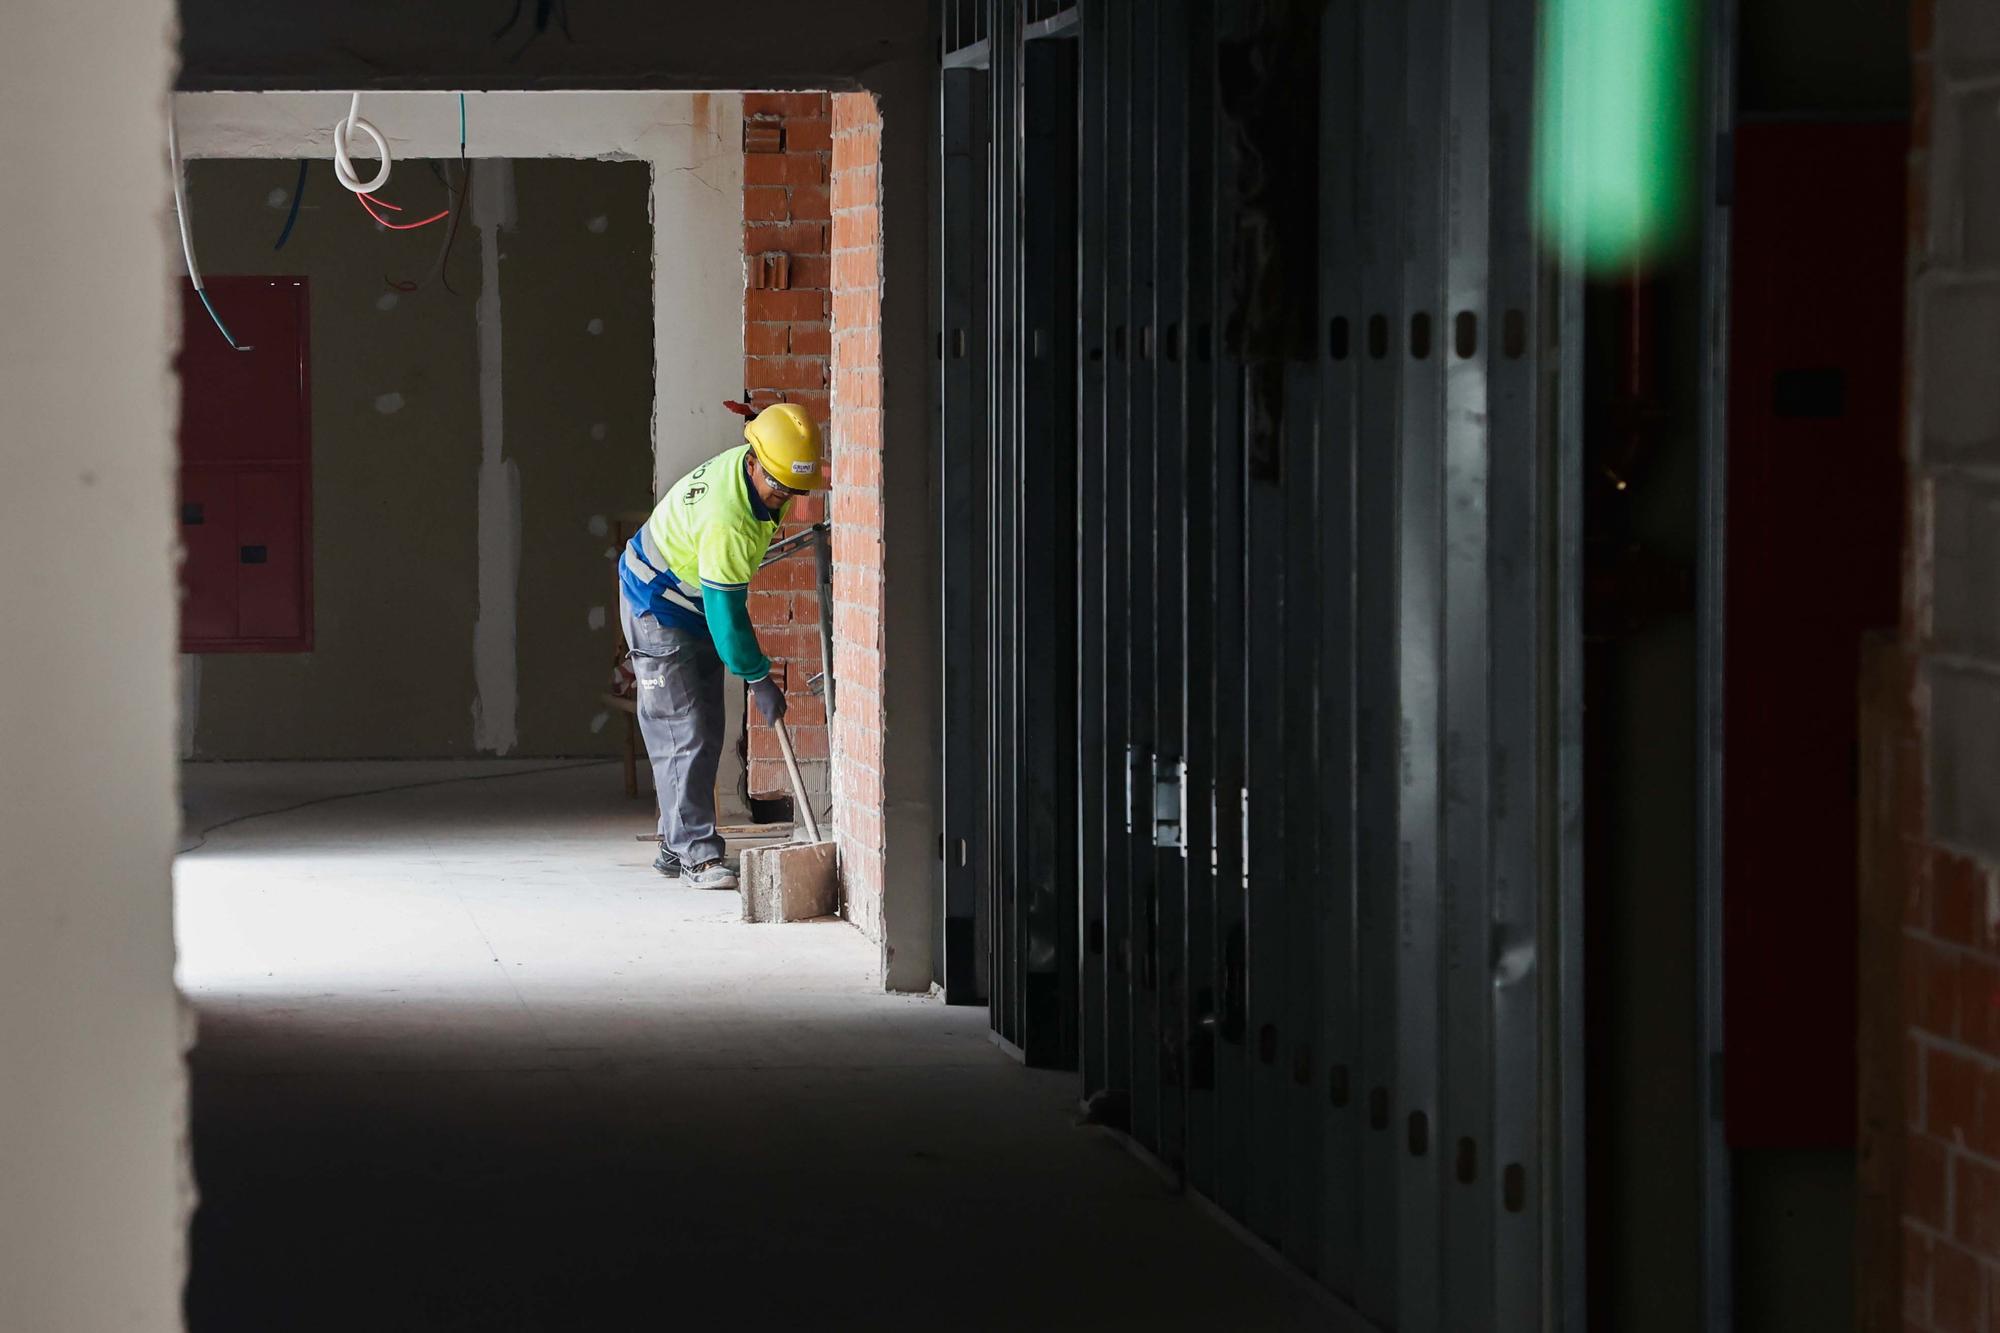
[174,761,903,1060]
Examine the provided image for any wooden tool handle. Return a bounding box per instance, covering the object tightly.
[771,715,821,843]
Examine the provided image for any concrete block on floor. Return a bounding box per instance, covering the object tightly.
[740,839,839,922]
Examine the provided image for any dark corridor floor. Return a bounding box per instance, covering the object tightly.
[177,764,1336,1331]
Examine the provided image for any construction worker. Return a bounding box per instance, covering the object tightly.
[617,402,827,889]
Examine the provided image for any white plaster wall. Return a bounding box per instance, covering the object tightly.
[173,92,746,495]
[173,92,750,790]
[0,3,186,1328]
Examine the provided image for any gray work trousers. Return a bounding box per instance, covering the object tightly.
[619,592,726,867]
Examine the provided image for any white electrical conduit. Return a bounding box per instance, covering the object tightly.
[167,110,251,351]
[331,93,392,195]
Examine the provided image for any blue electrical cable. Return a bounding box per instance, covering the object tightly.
[193,286,247,350]
[273,159,308,251]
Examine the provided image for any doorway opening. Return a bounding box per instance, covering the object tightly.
[167,88,929,1330]
[171,90,897,933]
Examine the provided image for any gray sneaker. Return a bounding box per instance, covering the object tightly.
[652,842,681,878]
[686,859,739,891]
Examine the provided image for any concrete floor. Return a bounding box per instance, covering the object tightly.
[176,762,1336,1332]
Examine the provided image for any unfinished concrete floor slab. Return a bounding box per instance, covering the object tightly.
[176,762,1334,1331]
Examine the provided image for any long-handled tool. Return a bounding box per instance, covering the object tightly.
[771,714,821,843]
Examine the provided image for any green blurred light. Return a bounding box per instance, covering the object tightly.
[1535,0,1697,270]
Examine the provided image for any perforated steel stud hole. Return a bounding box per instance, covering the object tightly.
[1504,1163,1527,1213]
[1503,308,1527,360]
[1410,312,1432,360]
[1329,315,1351,361]
[1408,1110,1430,1156]
[1368,314,1388,360]
[1328,1064,1351,1108]
[1456,1137,1478,1184]
[1455,310,1478,359]
[1369,1087,1389,1130]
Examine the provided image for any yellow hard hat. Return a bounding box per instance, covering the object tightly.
[743,402,828,491]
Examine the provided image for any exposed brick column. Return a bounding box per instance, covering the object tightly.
[742,93,831,802]
[1893,2,2000,1328]
[828,93,886,937]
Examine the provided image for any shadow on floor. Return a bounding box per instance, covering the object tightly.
[178,762,1331,1332]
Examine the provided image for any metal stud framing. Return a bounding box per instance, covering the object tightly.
[1317,0,1362,1298]
[1353,1,1408,1316]
[935,0,1583,1322]
[939,54,990,1007]
[1180,0,1220,1206]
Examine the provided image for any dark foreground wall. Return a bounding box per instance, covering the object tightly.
[938,2,1582,1328]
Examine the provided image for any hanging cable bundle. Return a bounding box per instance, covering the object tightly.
[383,97,472,295]
[381,170,451,291]
[331,93,392,194]
[356,192,450,232]
[332,93,451,232]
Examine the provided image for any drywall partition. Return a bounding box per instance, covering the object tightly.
[174,2,938,990]
[0,0,184,1329]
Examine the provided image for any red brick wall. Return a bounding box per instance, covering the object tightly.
[736,89,888,938]
[742,92,831,801]
[1896,2,2000,1328]
[828,92,886,937]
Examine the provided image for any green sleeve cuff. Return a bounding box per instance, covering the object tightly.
[705,586,772,681]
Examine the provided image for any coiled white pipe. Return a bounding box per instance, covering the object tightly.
[331,93,392,195]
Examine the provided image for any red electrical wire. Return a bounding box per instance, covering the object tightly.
[380,161,469,295]
[357,192,451,231]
